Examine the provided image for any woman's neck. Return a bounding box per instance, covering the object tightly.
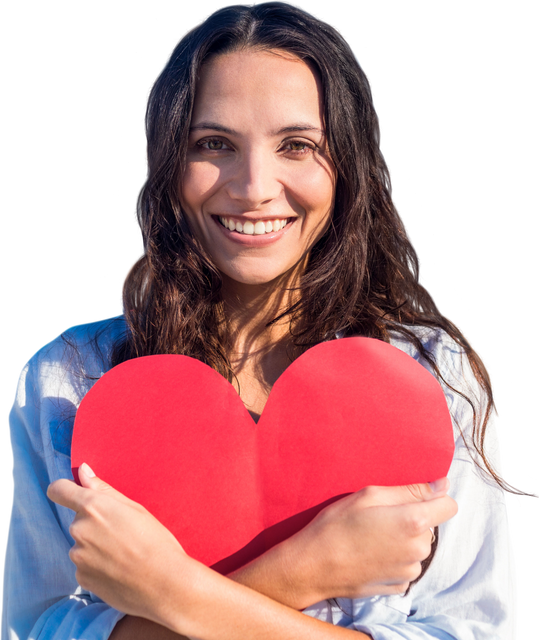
[221,273,300,358]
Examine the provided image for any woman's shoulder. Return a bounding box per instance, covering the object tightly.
[335,323,467,369]
[388,326,486,423]
[11,317,127,454]
[390,325,481,396]
[32,316,125,367]
[389,324,465,364]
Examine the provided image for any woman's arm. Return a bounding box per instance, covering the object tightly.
[110,538,318,640]
[110,557,372,640]
[225,534,320,612]
[110,538,306,640]
[109,482,451,640]
[47,465,450,640]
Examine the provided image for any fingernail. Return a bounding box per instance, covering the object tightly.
[80,463,96,478]
[430,477,448,493]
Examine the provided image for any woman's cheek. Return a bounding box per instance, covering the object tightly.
[294,154,335,196]
[181,161,223,214]
[286,163,335,237]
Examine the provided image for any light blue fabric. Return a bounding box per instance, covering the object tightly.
[2,318,512,639]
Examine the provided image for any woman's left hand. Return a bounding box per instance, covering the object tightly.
[47,464,189,624]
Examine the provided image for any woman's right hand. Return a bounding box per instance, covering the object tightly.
[230,479,457,609]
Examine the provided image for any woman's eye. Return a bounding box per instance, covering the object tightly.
[197,138,316,155]
[197,138,223,151]
[287,140,316,153]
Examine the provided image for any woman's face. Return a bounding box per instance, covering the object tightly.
[180,49,336,287]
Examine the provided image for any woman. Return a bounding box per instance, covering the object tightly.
[3,3,512,639]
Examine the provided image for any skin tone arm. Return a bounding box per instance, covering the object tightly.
[110,486,448,640]
[110,541,340,640]
[110,557,372,640]
[48,466,456,640]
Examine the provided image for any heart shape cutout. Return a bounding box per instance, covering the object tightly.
[72,337,454,574]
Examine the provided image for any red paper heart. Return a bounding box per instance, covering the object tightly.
[72,338,454,574]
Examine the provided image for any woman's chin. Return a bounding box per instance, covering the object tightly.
[219,261,306,291]
[222,271,290,288]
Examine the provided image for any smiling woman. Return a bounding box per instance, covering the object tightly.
[179,49,337,416]
[3,3,515,640]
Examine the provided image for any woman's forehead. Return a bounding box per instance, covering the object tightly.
[191,49,325,133]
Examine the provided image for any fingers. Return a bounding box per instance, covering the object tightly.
[78,463,138,506]
[47,477,91,512]
[408,477,450,501]
[361,495,455,570]
[356,478,450,508]
[395,495,458,537]
[48,464,136,513]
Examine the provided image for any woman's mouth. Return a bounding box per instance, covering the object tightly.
[212,215,297,246]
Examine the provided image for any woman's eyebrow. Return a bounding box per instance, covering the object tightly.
[189,122,325,136]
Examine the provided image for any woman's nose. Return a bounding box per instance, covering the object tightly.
[225,150,282,209]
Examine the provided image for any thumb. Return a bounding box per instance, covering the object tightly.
[369,477,450,505]
[77,462,98,487]
[78,462,106,489]
[429,477,450,495]
[366,477,450,506]
[357,478,450,508]
[77,464,133,504]
[404,477,450,503]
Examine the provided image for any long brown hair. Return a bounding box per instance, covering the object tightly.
[110,2,519,496]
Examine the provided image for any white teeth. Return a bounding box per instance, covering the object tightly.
[218,217,290,235]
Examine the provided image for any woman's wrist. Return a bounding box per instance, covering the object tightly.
[150,555,372,640]
[228,528,323,610]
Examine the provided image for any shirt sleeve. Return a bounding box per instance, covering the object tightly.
[2,342,125,640]
[304,331,513,639]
